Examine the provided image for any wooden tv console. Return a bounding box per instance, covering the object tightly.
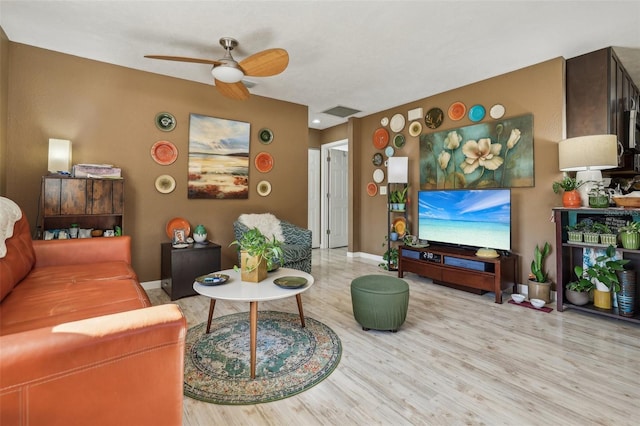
[398,245,517,303]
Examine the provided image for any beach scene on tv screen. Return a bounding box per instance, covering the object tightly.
[418,190,511,250]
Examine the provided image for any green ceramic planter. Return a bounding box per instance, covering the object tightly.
[620,232,640,250]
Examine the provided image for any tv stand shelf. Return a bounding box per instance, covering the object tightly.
[398,245,517,303]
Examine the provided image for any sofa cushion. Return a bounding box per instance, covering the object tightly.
[0,215,35,303]
[0,274,151,336]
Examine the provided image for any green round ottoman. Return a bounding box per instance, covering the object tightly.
[350,275,409,332]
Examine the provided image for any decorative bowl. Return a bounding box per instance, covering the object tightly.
[530,298,546,309]
[612,196,640,208]
[511,293,525,304]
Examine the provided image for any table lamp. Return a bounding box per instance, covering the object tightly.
[48,138,72,174]
[558,135,618,206]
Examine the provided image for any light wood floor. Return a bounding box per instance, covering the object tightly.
[147,248,640,426]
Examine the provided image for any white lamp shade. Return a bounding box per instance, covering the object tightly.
[558,134,618,171]
[48,139,72,173]
[211,65,244,83]
[388,157,408,183]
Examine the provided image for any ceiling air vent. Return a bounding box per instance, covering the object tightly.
[322,105,361,118]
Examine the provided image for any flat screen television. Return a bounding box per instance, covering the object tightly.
[417,189,511,252]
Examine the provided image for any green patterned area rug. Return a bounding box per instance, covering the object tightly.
[184,311,342,405]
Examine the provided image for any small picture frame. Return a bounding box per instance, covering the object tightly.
[173,228,186,245]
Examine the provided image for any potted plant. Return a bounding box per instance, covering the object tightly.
[581,244,629,309]
[565,223,584,243]
[618,220,640,249]
[379,235,399,270]
[552,175,584,208]
[588,181,610,208]
[528,242,551,303]
[566,265,596,306]
[390,186,408,211]
[390,224,399,241]
[229,227,284,282]
[591,222,617,246]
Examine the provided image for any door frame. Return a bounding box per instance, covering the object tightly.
[320,138,348,249]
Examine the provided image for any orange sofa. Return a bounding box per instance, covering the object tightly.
[0,203,187,426]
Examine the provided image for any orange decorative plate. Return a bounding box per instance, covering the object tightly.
[255,152,274,173]
[448,101,466,121]
[367,182,378,196]
[166,217,190,239]
[373,127,389,149]
[151,140,178,165]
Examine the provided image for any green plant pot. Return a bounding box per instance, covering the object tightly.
[583,232,600,244]
[567,231,582,243]
[600,233,617,246]
[620,232,640,250]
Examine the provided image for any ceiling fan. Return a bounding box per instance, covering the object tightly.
[145,37,289,101]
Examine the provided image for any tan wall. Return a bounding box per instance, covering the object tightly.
[0,27,9,195]
[5,43,309,281]
[350,58,565,285]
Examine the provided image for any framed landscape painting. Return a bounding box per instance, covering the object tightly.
[188,114,250,199]
[419,113,534,189]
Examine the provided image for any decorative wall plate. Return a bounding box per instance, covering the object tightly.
[257,180,272,196]
[151,140,178,165]
[409,121,422,137]
[385,146,395,157]
[373,127,390,149]
[390,113,406,132]
[255,152,274,173]
[258,128,274,144]
[166,217,190,239]
[448,102,466,121]
[373,168,385,183]
[381,117,389,126]
[367,182,378,196]
[393,134,405,149]
[393,217,407,237]
[468,104,486,122]
[490,103,506,119]
[155,174,176,194]
[372,152,383,166]
[155,112,176,132]
[425,107,444,129]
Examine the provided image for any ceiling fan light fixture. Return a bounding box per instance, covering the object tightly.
[211,65,244,83]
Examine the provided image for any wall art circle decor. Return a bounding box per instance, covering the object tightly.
[151,140,178,165]
[155,112,176,132]
[373,168,385,183]
[257,180,272,196]
[373,127,389,149]
[258,128,274,144]
[409,121,422,136]
[367,182,378,196]
[468,104,486,122]
[447,102,466,121]
[255,152,274,173]
[424,107,444,129]
[372,152,383,166]
[381,116,389,126]
[155,174,176,194]
[393,134,406,149]
[490,104,506,119]
[385,146,395,157]
[390,113,406,132]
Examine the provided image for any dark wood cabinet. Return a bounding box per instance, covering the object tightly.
[566,47,640,171]
[553,207,640,323]
[398,245,517,304]
[40,176,124,236]
[161,242,221,300]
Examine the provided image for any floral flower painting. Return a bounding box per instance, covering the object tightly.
[419,113,534,189]
[188,114,250,199]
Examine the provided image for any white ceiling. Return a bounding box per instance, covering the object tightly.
[1,1,639,130]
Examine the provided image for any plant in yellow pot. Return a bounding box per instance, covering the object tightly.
[580,245,629,309]
[230,227,284,283]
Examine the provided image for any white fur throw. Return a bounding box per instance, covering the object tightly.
[0,197,23,258]
[238,213,284,242]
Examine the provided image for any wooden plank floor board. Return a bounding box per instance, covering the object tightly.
[147,248,640,425]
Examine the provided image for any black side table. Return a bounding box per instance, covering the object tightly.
[161,242,221,300]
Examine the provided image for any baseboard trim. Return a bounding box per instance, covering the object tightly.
[142,280,161,291]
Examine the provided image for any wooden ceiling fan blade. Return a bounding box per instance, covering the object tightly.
[215,80,250,100]
[239,48,289,77]
[145,55,222,66]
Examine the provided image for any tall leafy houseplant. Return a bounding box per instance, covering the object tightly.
[528,242,551,302]
[230,227,284,282]
[581,244,629,309]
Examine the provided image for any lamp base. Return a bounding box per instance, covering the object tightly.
[575,170,603,207]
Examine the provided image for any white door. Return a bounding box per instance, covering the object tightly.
[328,148,348,248]
[307,149,321,248]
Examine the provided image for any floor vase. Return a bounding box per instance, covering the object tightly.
[616,270,636,317]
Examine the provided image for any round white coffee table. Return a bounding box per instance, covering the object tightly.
[193,267,314,378]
